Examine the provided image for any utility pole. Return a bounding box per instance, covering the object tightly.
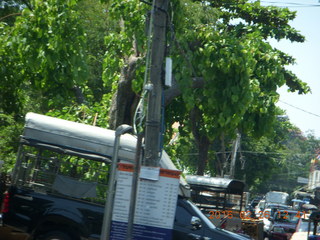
[229,132,241,179]
[144,0,169,167]
[124,1,170,238]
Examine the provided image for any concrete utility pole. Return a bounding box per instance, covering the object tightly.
[144,0,169,167]
[229,132,241,179]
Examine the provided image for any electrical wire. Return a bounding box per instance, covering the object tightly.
[183,151,319,158]
[248,0,320,7]
[133,0,156,135]
[260,1,320,7]
[279,100,320,118]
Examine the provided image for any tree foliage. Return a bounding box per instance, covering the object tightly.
[1,0,88,115]
[0,0,110,172]
[162,0,310,175]
[0,0,318,195]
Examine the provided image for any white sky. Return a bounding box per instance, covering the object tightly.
[263,0,320,138]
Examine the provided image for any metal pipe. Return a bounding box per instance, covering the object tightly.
[100,125,132,240]
[126,133,143,239]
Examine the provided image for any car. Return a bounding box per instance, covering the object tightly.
[267,209,301,240]
[262,208,274,234]
[261,205,291,237]
[246,197,263,217]
[254,199,266,217]
[174,197,252,239]
[1,112,252,240]
[290,217,310,240]
[291,211,320,240]
[265,191,289,206]
[265,203,291,210]
[262,204,291,230]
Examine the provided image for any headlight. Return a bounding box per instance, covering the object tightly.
[273,227,285,233]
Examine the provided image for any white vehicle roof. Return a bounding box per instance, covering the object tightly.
[24,112,137,162]
[23,112,190,196]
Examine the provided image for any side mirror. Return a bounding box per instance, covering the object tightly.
[191,216,202,230]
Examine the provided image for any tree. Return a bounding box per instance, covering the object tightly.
[163,0,310,176]
[0,0,313,189]
[100,0,311,176]
[0,0,106,173]
[0,0,88,116]
[263,129,320,194]
[0,113,22,173]
[76,0,113,102]
[102,0,148,129]
[0,0,23,26]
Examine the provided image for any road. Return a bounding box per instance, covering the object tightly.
[0,226,28,240]
[0,225,270,240]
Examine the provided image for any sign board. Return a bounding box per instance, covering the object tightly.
[110,163,181,240]
[297,177,309,184]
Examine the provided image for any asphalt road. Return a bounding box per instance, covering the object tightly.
[0,226,28,240]
[0,225,270,240]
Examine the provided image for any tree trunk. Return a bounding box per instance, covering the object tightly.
[190,107,210,175]
[215,133,227,177]
[108,55,140,130]
[197,136,210,175]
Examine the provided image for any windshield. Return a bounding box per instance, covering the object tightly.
[266,192,289,205]
[275,211,300,224]
[297,220,310,232]
[297,220,320,233]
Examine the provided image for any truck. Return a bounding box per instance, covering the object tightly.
[265,191,289,206]
[0,112,250,240]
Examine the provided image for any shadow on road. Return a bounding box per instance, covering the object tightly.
[0,226,28,240]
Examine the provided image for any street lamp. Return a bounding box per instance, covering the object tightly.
[100,124,133,240]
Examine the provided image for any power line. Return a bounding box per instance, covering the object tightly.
[183,151,318,158]
[260,1,320,7]
[279,100,320,118]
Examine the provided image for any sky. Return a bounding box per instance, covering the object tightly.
[262,0,320,138]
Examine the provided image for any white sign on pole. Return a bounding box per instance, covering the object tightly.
[139,166,160,181]
[110,163,181,240]
[297,177,309,184]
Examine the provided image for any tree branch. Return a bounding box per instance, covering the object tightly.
[164,76,204,105]
[0,13,21,21]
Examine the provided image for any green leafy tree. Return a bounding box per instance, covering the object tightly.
[76,0,114,102]
[99,0,311,177]
[0,0,314,192]
[263,130,320,194]
[1,0,88,116]
[0,114,22,173]
[163,0,310,175]
[0,0,102,173]
[102,0,148,129]
[0,0,23,26]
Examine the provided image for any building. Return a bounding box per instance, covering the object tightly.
[308,153,320,190]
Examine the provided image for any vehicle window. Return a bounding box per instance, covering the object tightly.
[297,221,310,232]
[257,200,265,209]
[297,220,320,233]
[14,144,109,203]
[275,212,300,223]
[175,205,193,226]
[251,200,259,208]
[186,200,216,229]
